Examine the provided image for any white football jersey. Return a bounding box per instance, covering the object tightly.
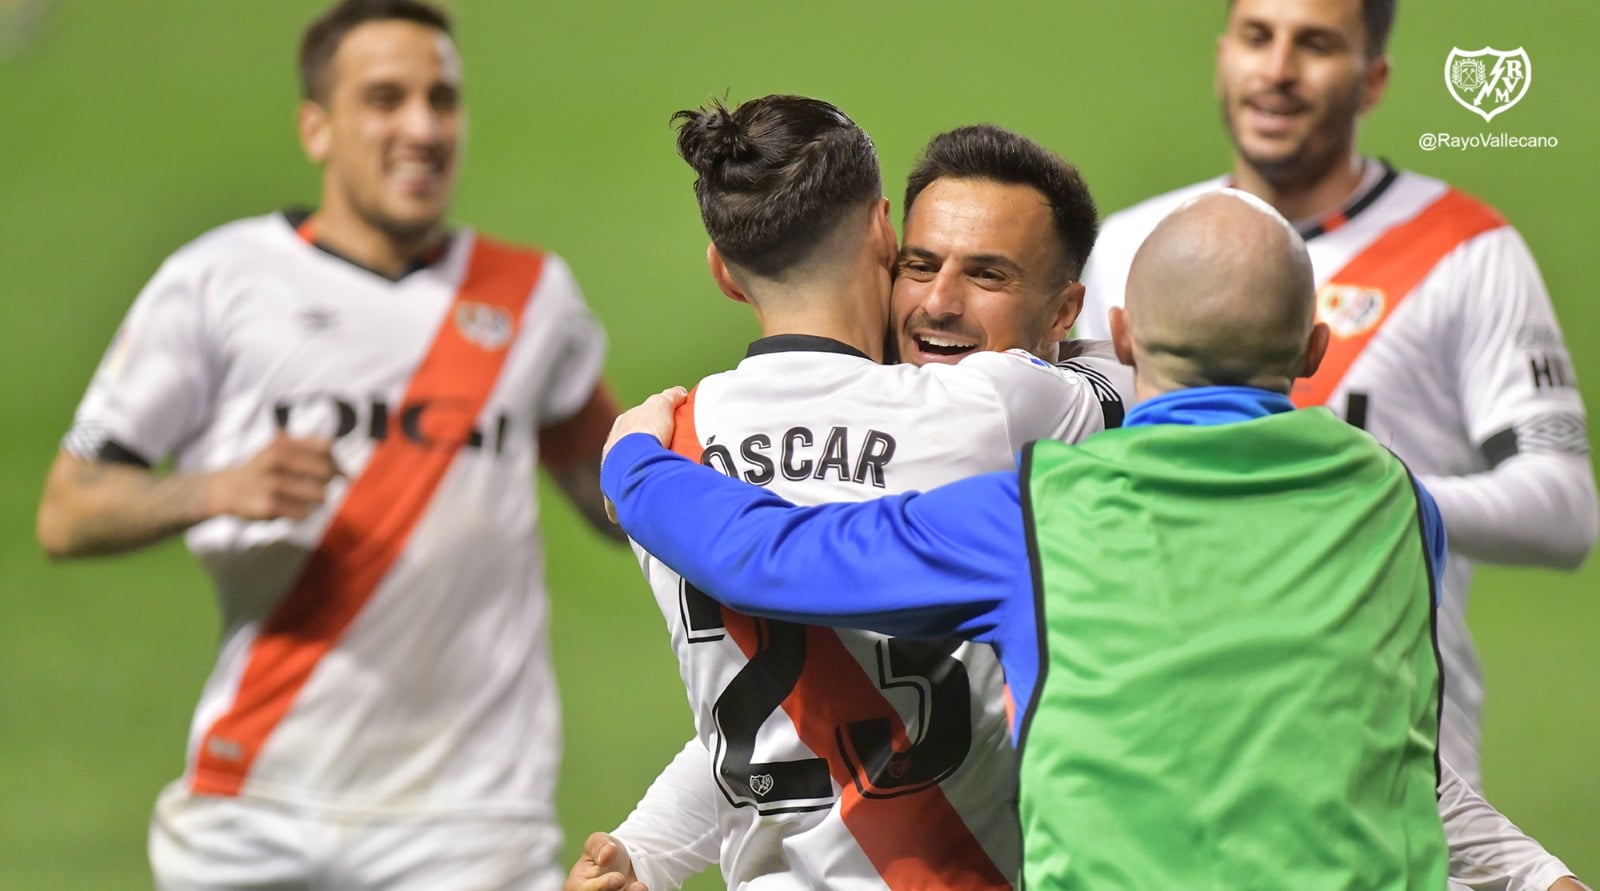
[65,212,607,819]
[1078,166,1592,789]
[622,337,1113,890]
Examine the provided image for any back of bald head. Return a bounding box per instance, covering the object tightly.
[1121,189,1319,394]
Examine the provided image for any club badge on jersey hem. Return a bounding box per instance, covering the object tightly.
[189,236,546,797]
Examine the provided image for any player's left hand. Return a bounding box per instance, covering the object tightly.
[602,386,686,524]
[563,831,648,891]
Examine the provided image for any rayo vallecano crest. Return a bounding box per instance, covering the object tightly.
[1317,283,1386,339]
[454,301,515,350]
[1445,47,1531,122]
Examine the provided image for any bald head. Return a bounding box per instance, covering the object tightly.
[1112,189,1325,396]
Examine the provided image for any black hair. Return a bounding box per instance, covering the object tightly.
[300,0,452,102]
[673,95,882,278]
[904,125,1098,282]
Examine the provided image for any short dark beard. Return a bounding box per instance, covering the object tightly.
[1220,81,1363,195]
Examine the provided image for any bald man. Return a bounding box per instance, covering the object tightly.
[601,190,1451,888]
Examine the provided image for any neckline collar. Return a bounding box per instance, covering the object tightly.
[1224,158,1399,242]
[1124,386,1295,428]
[282,208,451,282]
[745,334,874,361]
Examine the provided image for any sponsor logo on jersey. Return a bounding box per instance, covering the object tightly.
[297,305,340,334]
[1528,353,1577,390]
[454,301,515,350]
[1316,283,1386,339]
[205,736,244,762]
[274,395,512,454]
[1445,47,1531,122]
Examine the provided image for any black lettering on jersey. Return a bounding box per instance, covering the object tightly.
[273,396,510,454]
[369,400,389,441]
[681,582,972,812]
[814,427,852,482]
[1529,354,1576,390]
[839,638,971,797]
[852,430,896,489]
[739,434,775,485]
[781,427,814,480]
[702,443,739,478]
[1344,391,1370,430]
[710,426,897,489]
[679,578,726,644]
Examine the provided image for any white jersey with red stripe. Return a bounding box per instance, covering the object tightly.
[619,336,1113,890]
[1077,166,1595,792]
[64,212,607,820]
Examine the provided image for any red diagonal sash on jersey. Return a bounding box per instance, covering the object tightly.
[191,237,545,796]
[670,390,1008,889]
[720,617,1011,890]
[1291,189,1505,408]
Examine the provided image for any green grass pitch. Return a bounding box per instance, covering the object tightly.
[1,1,1593,885]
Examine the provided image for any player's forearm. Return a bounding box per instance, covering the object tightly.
[550,455,628,543]
[1418,451,1597,569]
[612,738,722,890]
[1440,758,1578,891]
[36,452,216,559]
[603,433,1024,639]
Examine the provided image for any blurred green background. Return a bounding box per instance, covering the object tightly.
[1,0,1593,886]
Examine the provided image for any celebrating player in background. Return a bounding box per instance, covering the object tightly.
[567,105,1114,891]
[35,1,621,888]
[1076,0,1597,792]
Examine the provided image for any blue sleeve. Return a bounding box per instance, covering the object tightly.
[601,433,1031,643]
[1411,477,1449,604]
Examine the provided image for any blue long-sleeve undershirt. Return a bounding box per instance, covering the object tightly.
[602,386,1447,740]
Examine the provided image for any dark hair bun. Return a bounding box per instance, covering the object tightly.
[673,101,756,177]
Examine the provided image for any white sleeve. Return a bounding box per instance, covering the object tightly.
[611,737,722,891]
[1441,758,1576,891]
[1419,451,1597,568]
[63,255,216,465]
[1419,228,1597,568]
[1058,341,1135,429]
[959,349,1105,451]
[533,254,609,426]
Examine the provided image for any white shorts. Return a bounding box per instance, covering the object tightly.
[149,783,563,891]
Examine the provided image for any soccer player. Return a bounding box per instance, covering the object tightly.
[600,189,1592,889]
[568,103,1113,891]
[1074,0,1598,792]
[34,1,620,888]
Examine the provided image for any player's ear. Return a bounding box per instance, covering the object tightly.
[1358,54,1391,115]
[707,244,749,304]
[1109,307,1135,368]
[873,198,897,270]
[1300,321,1331,378]
[1046,280,1085,344]
[298,100,332,164]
